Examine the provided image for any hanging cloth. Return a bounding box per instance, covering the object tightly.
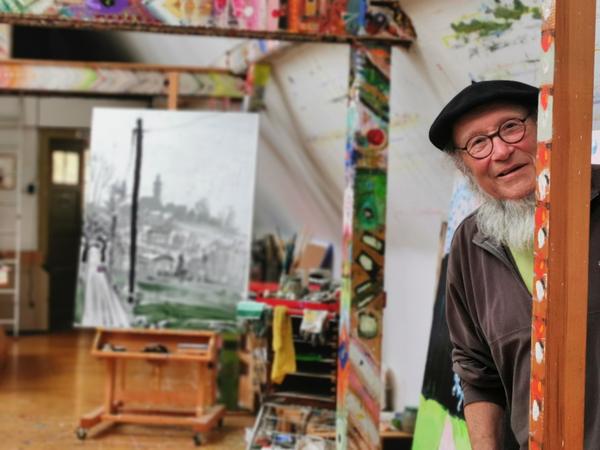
[271,306,296,384]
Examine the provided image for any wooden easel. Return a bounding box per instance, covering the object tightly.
[77,328,225,446]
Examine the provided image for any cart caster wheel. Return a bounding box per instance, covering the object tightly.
[75,427,87,440]
[193,432,203,446]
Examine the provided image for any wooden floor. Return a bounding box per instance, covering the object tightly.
[0,330,254,449]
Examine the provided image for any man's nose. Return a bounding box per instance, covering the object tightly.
[490,135,515,161]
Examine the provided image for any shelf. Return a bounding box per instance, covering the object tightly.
[296,356,336,364]
[288,371,335,380]
[309,429,413,440]
[254,297,338,314]
[270,391,335,403]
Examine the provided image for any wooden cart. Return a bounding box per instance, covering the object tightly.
[76,327,225,446]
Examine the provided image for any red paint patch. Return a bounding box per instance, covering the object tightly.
[366,129,385,146]
[540,86,550,111]
[541,31,553,52]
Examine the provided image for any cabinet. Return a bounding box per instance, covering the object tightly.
[246,298,339,449]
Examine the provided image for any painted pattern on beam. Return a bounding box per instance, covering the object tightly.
[0,0,415,42]
[337,43,389,450]
[0,62,246,98]
[529,1,554,449]
[0,25,10,60]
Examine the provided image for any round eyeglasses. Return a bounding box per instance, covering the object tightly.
[456,115,530,159]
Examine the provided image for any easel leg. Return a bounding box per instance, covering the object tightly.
[104,359,117,414]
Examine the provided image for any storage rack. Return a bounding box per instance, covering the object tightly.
[246,294,339,449]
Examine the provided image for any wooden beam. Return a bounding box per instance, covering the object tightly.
[0,58,233,74]
[529,0,596,448]
[167,72,179,110]
[0,59,246,98]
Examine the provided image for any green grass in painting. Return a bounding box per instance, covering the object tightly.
[134,302,235,327]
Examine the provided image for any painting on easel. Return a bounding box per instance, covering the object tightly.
[75,108,259,330]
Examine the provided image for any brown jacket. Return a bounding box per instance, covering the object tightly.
[446,166,600,448]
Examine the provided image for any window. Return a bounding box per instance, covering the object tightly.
[52,150,79,185]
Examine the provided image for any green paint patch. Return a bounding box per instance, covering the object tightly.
[451,0,541,39]
[355,170,387,231]
[359,58,390,122]
[412,395,471,450]
[451,19,512,37]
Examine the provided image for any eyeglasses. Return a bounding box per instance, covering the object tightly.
[456,115,530,159]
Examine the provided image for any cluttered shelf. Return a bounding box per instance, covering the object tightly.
[240,274,340,449]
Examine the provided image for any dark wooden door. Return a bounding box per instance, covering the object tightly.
[46,137,86,330]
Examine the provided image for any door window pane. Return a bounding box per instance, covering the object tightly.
[52,151,79,185]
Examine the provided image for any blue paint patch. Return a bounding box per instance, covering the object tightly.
[339,341,349,368]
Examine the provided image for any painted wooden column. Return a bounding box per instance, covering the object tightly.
[530,0,595,449]
[337,43,390,450]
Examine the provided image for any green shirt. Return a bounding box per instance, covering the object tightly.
[509,246,534,295]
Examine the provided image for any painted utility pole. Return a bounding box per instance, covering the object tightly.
[129,118,143,304]
[337,43,390,450]
[529,0,596,448]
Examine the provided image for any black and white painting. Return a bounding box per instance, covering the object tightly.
[75,108,258,330]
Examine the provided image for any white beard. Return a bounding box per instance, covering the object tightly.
[450,155,536,249]
[474,189,536,250]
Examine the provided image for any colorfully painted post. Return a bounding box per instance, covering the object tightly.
[530,0,595,448]
[337,43,390,450]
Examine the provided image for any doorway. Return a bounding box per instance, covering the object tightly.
[39,130,88,331]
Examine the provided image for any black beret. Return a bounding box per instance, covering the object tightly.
[428,80,539,151]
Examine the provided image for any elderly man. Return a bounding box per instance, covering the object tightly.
[428,80,600,449]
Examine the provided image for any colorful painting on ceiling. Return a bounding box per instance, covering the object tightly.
[75,108,258,330]
[443,0,542,82]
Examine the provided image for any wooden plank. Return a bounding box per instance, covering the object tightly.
[167,72,179,110]
[101,404,224,428]
[119,389,197,408]
[529,0,596,449]
[104,359,117,415]
[79,406,104,428]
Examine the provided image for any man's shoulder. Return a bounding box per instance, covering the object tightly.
[451,210,479,248]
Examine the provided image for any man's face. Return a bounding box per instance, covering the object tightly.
[452,102,537,200]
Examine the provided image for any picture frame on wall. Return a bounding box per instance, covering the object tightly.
[0,153,16,190]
